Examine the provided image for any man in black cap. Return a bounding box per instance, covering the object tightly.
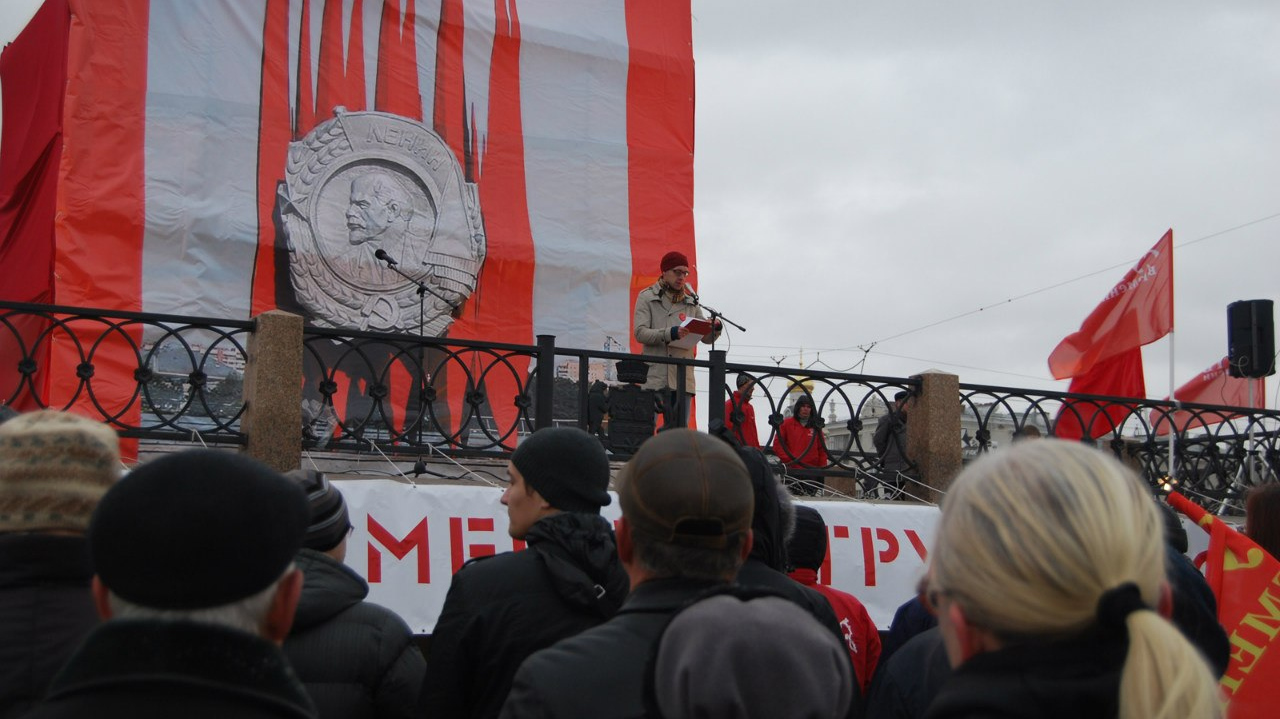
[498,428,756,719]
[283,470,425,719]
[422,427,628,719]
[25,449,316,719]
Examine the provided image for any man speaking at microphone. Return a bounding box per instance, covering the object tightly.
[633,251,721,427]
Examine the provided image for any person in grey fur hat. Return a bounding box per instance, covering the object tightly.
[422,427,628,719]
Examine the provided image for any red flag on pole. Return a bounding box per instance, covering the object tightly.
[1048,230,1174,380]
[1153,357,1265,436]
[1167,492,1280,719]
[1054,346,1146,440]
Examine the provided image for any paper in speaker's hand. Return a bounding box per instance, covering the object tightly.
[670,316,713,349]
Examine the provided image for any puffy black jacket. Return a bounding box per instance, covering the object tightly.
[0,534,99,718]
[422,512,629,719]
[284,549,425,719]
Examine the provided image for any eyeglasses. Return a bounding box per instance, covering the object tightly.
[668,268,690,277]
[921,583,951,617]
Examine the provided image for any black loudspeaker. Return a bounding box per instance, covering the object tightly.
[1227,299,1276,378]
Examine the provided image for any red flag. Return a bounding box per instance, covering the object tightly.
[1054,347,1145,440]
[1168,492,1280,719]
[1048,230,1173,380]
[1153,357,1265,436]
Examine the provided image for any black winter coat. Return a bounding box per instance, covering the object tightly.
[284,549,425,719]
[923,631,1125,719]
[0,534,98,719]
[499,577,723,719]
[422,512,629,719]
[865,627,950,719]
[24,620,316,719]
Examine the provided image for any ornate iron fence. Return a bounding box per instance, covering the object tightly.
[3,301,1275,512]
[957,382,1280,514]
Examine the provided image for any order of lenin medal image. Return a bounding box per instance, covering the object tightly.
[279,108,486,336]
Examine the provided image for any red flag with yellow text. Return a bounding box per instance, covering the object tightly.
[1048,230,1173,380]
[1168,491,1280,719]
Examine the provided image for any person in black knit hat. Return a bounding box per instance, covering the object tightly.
[26,449,317,719]
[283,470,425,719]
[422,427,628,719]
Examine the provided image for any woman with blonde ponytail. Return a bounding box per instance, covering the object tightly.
[923,439,1221,719]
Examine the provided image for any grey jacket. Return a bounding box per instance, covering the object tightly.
[632,282,719,392]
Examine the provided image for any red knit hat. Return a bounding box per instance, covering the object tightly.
[660,251,689,273]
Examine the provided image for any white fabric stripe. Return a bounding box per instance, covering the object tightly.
[142,0,266,319]
[518,1,632,351]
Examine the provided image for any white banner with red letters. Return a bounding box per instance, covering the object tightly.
[335,479,941,634]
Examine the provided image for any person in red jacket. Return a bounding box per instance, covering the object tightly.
[773,394,828,470]
[724,373,760,448]
[787,504,881,694]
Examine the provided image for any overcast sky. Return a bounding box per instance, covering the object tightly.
[4,1,1277,408]
[690,0,1280,406]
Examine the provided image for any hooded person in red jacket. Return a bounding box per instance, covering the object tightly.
[787,504,880,694]
[773,395,828,470]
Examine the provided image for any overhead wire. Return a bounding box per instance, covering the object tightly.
[722,211,1280,374]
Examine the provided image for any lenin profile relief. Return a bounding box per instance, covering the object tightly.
[278,109,487,337]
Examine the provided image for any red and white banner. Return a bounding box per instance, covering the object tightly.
[1048,229,1174,380]
[1,0,699,422]
[336,479,941,633]
[1153,356,1265,436]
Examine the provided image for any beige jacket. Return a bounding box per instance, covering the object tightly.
[632,281,721,392]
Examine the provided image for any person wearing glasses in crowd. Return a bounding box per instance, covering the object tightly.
[633,251,721,427]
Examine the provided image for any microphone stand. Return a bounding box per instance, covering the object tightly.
[375,254,445,448]
[689,295,746,342]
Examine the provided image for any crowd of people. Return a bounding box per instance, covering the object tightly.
[0,398,1257,718]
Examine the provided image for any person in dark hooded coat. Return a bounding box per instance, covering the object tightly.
[422,427,628,719]
[283,470,425,719]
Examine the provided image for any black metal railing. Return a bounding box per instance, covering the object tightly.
[958,381,1280,513]
[3,301,1275,512]
[0,301,253,442]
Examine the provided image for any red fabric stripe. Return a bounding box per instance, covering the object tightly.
[56,0,148,310]
[427,0,469,439]
[443,0,535,440]
[316,0,346,119]
[0,0,68,306]
[50,0,148,457]
[0,0,70,410]
[346,0,366,111]
[624,0,695,353]
[432,0,466,162]
[251,0,293,316]
[375,0,422,119]
[295,0,316,137]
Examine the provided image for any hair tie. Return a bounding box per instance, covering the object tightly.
[1096,582,1147,631]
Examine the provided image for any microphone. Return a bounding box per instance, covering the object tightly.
[685,285,700,303]
[374,248,398,267]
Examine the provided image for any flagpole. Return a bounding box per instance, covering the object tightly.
[1168,328,1177,481]
[1167,230,1177,484]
